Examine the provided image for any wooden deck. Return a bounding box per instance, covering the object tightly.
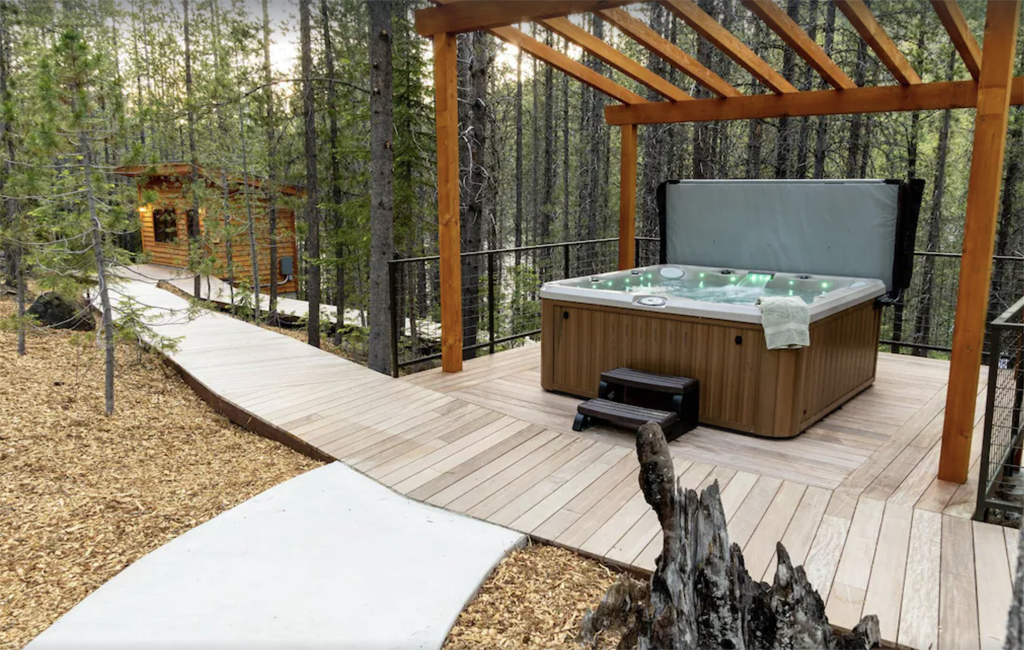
[118,273,1016,650]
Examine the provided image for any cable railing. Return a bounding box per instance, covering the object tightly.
[976,295,1024,522]
[388,237,659,376]
[881,252,1024,357]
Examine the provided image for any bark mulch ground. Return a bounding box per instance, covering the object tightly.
[443,543,621,650]
[0,296,323,650]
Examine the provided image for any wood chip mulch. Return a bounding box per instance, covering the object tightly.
[443,543,621,650]
[0,296,323,650]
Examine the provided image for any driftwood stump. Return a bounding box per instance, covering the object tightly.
[580,423,881,650]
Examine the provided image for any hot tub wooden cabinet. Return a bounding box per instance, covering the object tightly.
[540,297,882,439]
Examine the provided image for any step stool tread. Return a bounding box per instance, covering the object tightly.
[601,367,697,394]
[577,398,679,428]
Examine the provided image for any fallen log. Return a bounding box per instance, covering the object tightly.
[580,422,880,650]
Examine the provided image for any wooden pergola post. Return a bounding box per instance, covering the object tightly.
[434,32,462,373]
[618,123,638,270]
[939,0,1021,483]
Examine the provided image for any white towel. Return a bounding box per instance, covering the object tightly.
[756,296,810,350]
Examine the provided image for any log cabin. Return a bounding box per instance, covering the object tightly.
[115,163,302,295]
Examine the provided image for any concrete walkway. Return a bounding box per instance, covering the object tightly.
[28,463,524,650]
[28,271,525,649]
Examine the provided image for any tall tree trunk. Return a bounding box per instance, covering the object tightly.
[531,24,539,242]
[367,0,394,373]
[80,115,115,415]
[562,50,570,241]
[183,0,202,298]
[300,0,321,347]
[774,0,800,178]
[813,0,837,178]
[0,6,23,355]
[692,0,716,179]
[219,169,235,313]
[321,0,345,344]
[240,100,260,323]
[261,0,279,321]
[989,106,1023,325]
[640,3,668,236]
[912,49,957,355]
[794,0,819,177]
[515,44,523,263]
[541,33,555,245]
[846,37,871,178]
[460,32,488,357]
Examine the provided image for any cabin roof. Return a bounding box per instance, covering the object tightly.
[114,162,304,197]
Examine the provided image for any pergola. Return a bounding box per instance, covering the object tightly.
[414,0,1024,485]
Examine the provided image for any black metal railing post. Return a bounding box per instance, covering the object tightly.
[563,242,570,279]
[976,323,1002,520]
[389,257,400,378]
[487,251,496,356]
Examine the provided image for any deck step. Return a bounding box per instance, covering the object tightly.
[573,398,686,441]
[600,367,699,395]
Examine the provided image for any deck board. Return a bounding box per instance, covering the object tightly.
[112,273,1011,650]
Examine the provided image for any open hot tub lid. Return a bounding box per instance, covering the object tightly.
[656,178,924,301]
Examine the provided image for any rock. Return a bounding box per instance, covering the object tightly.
[27,292,96,331]
[579,422,881,650]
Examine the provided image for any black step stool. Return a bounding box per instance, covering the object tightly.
[573,368,699,442]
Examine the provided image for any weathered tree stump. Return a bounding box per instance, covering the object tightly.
[580,422,881,650]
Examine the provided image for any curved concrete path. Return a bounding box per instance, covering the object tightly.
[28,463,525,650]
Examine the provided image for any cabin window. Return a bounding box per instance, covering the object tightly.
[152,208,177,243]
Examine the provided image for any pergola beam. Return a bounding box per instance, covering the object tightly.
[416,0,637,37]
[835,0,922,85]
[598,7,740,98]
[605,76,1024,124]
[423,0,638,104]
[661,0,798,94]
[742,0,856,90]
[491,25,648,104]
[931,0,983,80]
[539,16,692,101]
[940,0,1021,483]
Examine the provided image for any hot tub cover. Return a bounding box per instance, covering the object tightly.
[656,179,923,300]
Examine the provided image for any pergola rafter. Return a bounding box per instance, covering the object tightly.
[418,0,1023,488]
[539,16,692,101]
[835,0,923,85]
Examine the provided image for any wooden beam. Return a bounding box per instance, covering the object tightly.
[741,0,856,90]
[940,0,1021,483]
[605,76,1024,124]
[598,7,740,98]
[931,0,983,80]
[493,25,646,105]
[835,0,922,85]
[618,124,638,270]
[415,0,637,36]
[661,0,797,94]
[490,25,648,104]
[433,33,462,373]
[424,0,644,105]
[539,16,692,101]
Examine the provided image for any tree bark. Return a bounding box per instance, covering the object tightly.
[261,0,279,321]
[367,0,394,373]
[774,0,800,179]
[794,0,819,178]
[239,100,260,323]
[911,51,956,355]
[580,424,881,650]
[300,0,321,347]
[182,0,202,299]
[813,1,837,179]
[321,0,345,345]
[515,43,523,263]
[80,117,116,415]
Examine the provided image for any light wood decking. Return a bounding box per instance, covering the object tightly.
[118,274,1016,650]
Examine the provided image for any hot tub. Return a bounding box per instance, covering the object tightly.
[539,264,886,439]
